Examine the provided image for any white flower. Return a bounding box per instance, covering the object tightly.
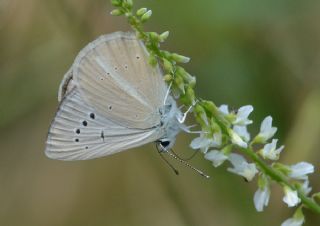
[282,206,305,226]
[233,105,253,126]
[227,153,258,181]
[233,125,250,142]
[254,116,277,143]
[230,130,248,148]
[301,180,312,195]
[219,105,253,126]
[219,104,229,115]
[254,186,270,212]
[205,150,228,167]
[190,132,222,153]
[190,135,211,150]
[281,218,304,226]
[283,186,301,207]
[259,139,284,160]
[289,162,314,180]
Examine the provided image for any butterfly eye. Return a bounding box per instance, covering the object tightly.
[160,140,170,148]
[108,105,112,110]
[136,55,140,60]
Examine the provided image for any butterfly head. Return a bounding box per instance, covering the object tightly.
[157,96,185,152]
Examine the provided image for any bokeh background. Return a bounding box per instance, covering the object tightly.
[1,0,320,225]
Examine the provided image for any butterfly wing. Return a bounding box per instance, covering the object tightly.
[72,31,167,129]
[58,66,73,102]
[45,89,163,161]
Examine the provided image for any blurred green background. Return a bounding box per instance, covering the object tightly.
[1,0,320,225]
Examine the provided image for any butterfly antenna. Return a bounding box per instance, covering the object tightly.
[158,149,179,175]
[170,148,199,161]
[168,150,210,178]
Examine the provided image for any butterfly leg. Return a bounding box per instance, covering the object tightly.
[177,99,199,123]
[180,124,204,134]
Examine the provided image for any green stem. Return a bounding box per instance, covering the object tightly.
[241,147,320,214]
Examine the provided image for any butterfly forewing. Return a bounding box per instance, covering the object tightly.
[45,89,163,160]
[72,32,166,129]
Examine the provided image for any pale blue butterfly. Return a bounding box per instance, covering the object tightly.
[45,32,208,177]
[45,32,185,160]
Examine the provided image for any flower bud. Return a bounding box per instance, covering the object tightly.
[174,75,185,94]
[162,58,173,72]
[141,10,152,22]
[148,54,157,67]
[135,31,144,39]
[184,86,195,105]
[171,53,190,63]
[161,50,171,59]
[163,74,172,82]
[123,0,133,9]
[111,0,122,6]
[229,129,248,148]
[136,8,147,17]
[194,104,207,127]
[221,144,233,155]
[201,100,218,117]
[159,31,169,42]
[272,163,291,175]
[110,9,124,16]
[149,32,160,42]
[176,66,196,87]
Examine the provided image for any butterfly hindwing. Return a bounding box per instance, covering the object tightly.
[45,89,163,160]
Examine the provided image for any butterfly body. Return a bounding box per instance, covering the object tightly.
[45,32,184,161]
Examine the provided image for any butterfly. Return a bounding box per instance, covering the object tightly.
[45,32,186,161]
